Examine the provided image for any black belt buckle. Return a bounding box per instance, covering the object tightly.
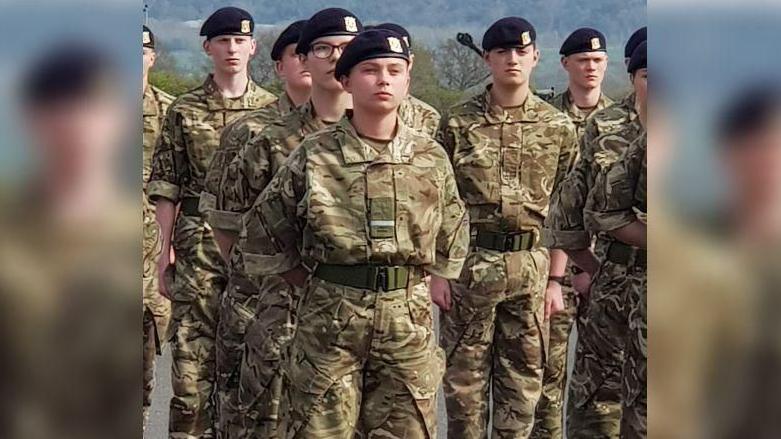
[374,267,388,292]
[371,266,409,292]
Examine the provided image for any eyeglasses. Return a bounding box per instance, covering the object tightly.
[310,42,350,59]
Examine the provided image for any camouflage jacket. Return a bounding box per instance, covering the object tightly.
[543,93,642,250]
[549,89,613,138]
[211,100,329,232]
[584,131,647,233]
[239,117,469,279]
[142,85,174,186]
[200,91,301,222]
[399,94,441,138]
[437,86,579,244]
[146,75,276,204]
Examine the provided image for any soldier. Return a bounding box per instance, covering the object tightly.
[368,22,441,137]
[585,132,647,439]
[437,17,579,438]
[543,39,646,438]
[532,26,613,439]
[214,8,363,438]
[197,19,309,439]
[584,67,647,436]
[237,28,469,438]
[146,7,277,438]
[142,24,175,428]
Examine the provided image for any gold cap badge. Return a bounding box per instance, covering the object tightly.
[142,31,151,45]
[521,31,531,46]
[240,20,251,33]
[344,16,358,32]
[591,37,601,50]
[388,37,403,53]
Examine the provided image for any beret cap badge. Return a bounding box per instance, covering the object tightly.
[240,20,251,33]
[521,31,531,46]
[344,16,358,32]
[388,37,403,53]
[143,31,151,45]
[591,37,601,50]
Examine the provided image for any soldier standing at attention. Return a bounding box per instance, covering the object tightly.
[532,26,613,439]
[367,22,441,138]
[142,24,175,428]
[237,28,469,438]
[584,47,647,434]
[197,20,309,439]
[437,17,578,439]
[214,8,363,438]
[544,39,646,438]
[146,7,276,438]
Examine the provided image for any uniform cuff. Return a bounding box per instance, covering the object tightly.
[242,250,301,277]
[424,255,466,280]
[584,210,636,233]
[146,180,180,204]
[541,228,591,250]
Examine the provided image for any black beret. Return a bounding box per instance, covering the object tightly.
[627,40,646,73]
[296,8,363,55]
[143,25,155,49]
[624,26,647,58]
[559,27,607,56]
[718,83,781,143]
[22,41,115,106]
[271,20,307,61]
[334,29,410,79]
[482,17,536,52]
[374,23,412,49]
[200,7,254,40]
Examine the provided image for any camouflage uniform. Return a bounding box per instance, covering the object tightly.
[399,94,441,138]
[531,89,613,439]
[146,75,275,439]
[543,93,641,439]
[238,117,469,439]
[209,101,324,439]
[438,86,578,439]
[584,133,647,439]
[143,84,175,423]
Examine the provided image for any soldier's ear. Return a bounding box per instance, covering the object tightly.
[274,60,284,78]
[560,56,567,69]
[340,74,351,93]
[202,39,211,55]
[249,38,257,56]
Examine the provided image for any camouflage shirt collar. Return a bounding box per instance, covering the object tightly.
[620,92,639,122]
[202,74,274,110]
[298,100,332,133]
[481,84,542,123]
[142,85,159,117]
[561,89,612,121]
[277,92,298,116]
[335,116,415,165]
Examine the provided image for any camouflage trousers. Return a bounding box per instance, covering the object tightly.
[566,245,630,439]
[143,195,171,424]
[168,215,227,439]
[238,275,297,439]
[281,275,443,439]
[531,281,577,439]
[440,247,550,439]
[620,267,646,439]
[215,272,259,439]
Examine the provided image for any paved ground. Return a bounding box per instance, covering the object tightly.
[145,309,576,439]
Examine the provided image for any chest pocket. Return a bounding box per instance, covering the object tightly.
[393,164,441,264]
[452,124,501,205]
[182,113,224,178]
[520,124,560,206]
[307,164,368,262]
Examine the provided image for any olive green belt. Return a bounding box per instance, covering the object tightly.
[474,229,536,252]
[606,241,646,268]
[314,264,420,292]
[180,197,201,217]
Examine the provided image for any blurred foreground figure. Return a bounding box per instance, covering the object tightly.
[0,41,137,439]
